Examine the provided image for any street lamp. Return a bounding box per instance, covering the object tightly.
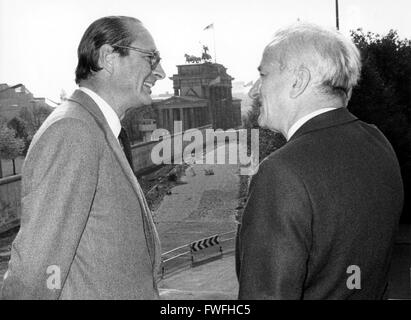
[335,0,340,30]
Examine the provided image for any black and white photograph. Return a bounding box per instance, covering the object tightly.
[0,0,410,304]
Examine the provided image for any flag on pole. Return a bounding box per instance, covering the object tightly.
[203,23,214,31]
[203,23,216,63]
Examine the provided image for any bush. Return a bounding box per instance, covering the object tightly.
[349,29,411,223]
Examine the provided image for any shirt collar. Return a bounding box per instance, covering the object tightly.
[287,108,337,141]
[79,86,121,139]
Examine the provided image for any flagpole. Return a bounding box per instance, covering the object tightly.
[204,23,217,63]
[335,0,340,30]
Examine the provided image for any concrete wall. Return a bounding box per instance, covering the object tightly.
[132,124,212,174]
[0,124,213,232]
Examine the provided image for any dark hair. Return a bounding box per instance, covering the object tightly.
[75,16,141,84]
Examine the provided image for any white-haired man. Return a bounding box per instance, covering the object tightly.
[236,23,403,299]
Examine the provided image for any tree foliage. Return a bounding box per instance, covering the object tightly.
[0,123,25,161]
[18,104,52,135]
[7,116,31,155]
[349,29,411,222]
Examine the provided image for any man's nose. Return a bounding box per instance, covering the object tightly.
[153,63,166,80]
[248,79,261,100]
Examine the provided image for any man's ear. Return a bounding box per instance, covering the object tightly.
[290,67,311,99]
[98,44,116,75]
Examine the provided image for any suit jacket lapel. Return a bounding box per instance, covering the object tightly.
[289,107,359,142]
[67,90,161,277]
[68,90,134,182]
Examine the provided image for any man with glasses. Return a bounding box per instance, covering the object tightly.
[236,23,403,299]
[1,16,165,299]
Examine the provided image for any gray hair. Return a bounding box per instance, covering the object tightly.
[266,22,361,100]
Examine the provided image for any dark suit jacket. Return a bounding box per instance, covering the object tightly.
[236,108,403,299]
[1,90,161,299]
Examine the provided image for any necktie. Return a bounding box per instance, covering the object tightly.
[118,127,134,170]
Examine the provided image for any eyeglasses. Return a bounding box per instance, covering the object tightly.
[112,44,161,71]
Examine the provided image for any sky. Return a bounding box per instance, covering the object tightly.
[1,0,411,102]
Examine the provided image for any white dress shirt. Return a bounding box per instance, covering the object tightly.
[287,108,337,141]
[79,86,121,140]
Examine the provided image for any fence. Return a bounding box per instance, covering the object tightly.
[159,230,237,279]
[0,175,21,233]
[0,157,24,178]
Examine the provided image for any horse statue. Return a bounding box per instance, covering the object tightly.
[184,53,202,64]
[201,52,212,62]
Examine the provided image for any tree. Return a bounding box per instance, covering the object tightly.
[7,116,31,155]
[31,105,52,132]
[349,29,411,222]
[18,103,52,136]
[0,123,25,175]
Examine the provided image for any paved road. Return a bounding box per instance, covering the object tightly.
[154,142,240,253]
[159,254,238,300]
[154,142,242,299]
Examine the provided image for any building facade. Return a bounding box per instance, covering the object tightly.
[152,96,209,134]
[170,62,242,130]
[122,62,242,144]
[0,84,54,133]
